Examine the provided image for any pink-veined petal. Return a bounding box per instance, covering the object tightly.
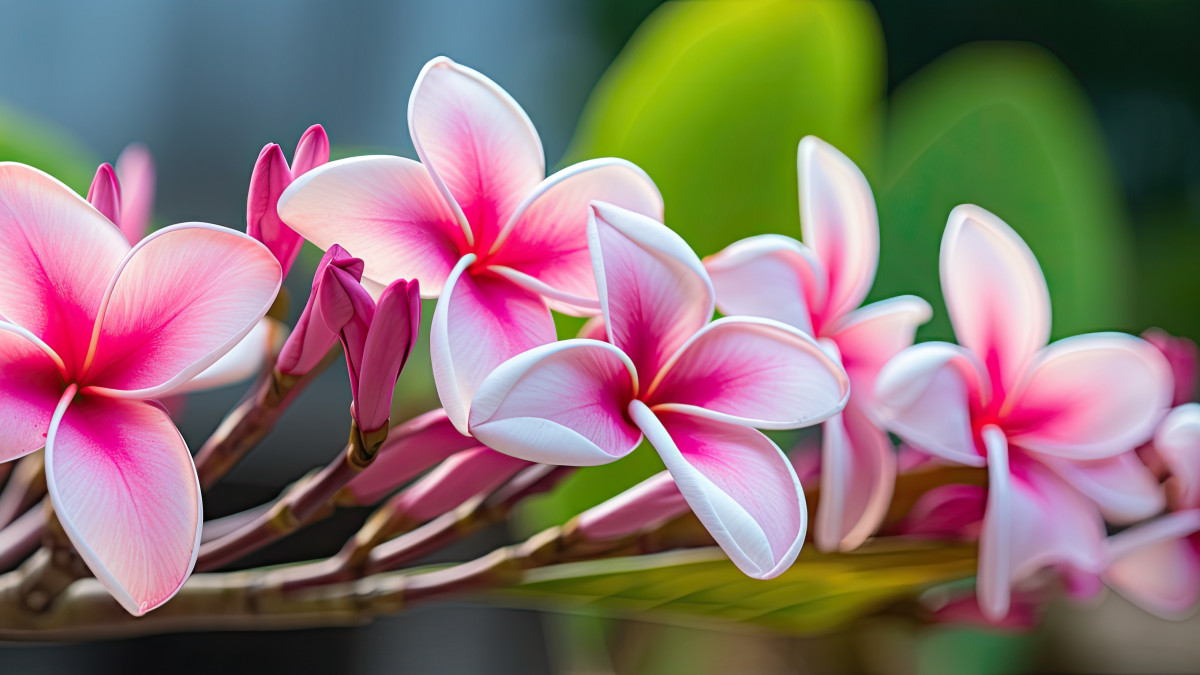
[115,143,155,243]
[874,342,988,466]
[588,201,714,382]
[1006,333,1172,460]
[1154,403,1200,510]
[632,404,806,579]
[797,136,879,322]
[815,403,896,552]
[469,339,641,466]
[171,319,278,396]
[1041,452,1165,525]
[704,234,827,336]
[489,158,663,315]
[390,446,529,522]
[45,392,201,616]
[828,296,933,412]
[83,224,281,398]
[278,155,467,297]
[343,409,481,505]
[1103,509,1200,619]
[0,323,63,462]
[432,257,554,433]
[941,205,1051,399]
[575,471,688,542]
[0,162,130,373]
[86,163,122,227]
[409,56,544,252]
[648,317,848,429]
[977,427,1106,620]
[290,124,330,177]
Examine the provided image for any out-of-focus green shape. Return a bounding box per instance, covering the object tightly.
[527,0,886,533]
[0,103,97,194]
[497,541,976,635]
[875,43,1133,341]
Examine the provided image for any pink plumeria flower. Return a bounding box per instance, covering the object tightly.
[276,57,663,433]
[0,163,281,614]
[875,204,1171,620]
[85,146,275,396]
[705,136,932,553]
[247,124,330,277]
[467,202,849,579]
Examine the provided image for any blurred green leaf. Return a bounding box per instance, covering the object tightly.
[497,541,976,635]
[531,0,885,531]
[875,43,1134,340]
[0,103,97,194]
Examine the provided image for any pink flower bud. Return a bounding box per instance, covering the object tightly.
[389,446,529,522]
[277,244,365,376]
[892,484,985,540]
[342,409,479,504]
[345,278,421,434]
[114,143,155,242]
[86,163,121,226]
[247,125,329,277]
[575,472,688,541]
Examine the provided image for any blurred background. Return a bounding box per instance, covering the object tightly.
[2,0,1200,672]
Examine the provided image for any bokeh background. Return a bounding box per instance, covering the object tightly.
[2,0,1199,672]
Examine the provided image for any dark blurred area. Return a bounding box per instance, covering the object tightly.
[2,1,1199,673]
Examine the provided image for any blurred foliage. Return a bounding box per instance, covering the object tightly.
[874,42,1133,341]
[0,103,97,194]
[499,541,976,635]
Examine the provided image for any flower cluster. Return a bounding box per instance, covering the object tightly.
[1,55,1197,628]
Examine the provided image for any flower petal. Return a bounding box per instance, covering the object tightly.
[278,155,467,297]
[704,234,827,335]
[828,296,932,412]
[171,319,277,395]
[115,143,155,243]
[875,342,988,466]
[432,257,555,433]
[354,279,421,434]
[1006,333,1172,460]
[84,224,282,398]
[391,446,529,522]
[631,404,806,579]
[489,158,663,315]
[409,56,544,252]
[588,201,714,382]
[941,205,1050,399]
[797,136,878,322]
[290,124,330,177]
[648,317,848,429]
[815,404,896,552]
[575,471,688,541]
[0,162,130,373]
[977,427,1106,621]
[1103,509,1200,620]
[469,339,641,466]
[245,143,301,275]
[1153,403,1200,511]
[343,409,481,505]
[1041,452,1165,525]
[0,323,63,462]
[46,393,201,616]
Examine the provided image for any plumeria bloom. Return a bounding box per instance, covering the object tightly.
[467,202,849,579]
[276,57,663,433]
[86,146,275,395]
[247,124,330,277]
[705,136,932,553]
[1095,404,1200,618]
[0,163,281,614]
[875,204,1171,619]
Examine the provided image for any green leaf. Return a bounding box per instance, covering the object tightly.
[875,43,1134,340]
[0,103,97,194]
[496,541,976,635]
[529,0,886,532]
